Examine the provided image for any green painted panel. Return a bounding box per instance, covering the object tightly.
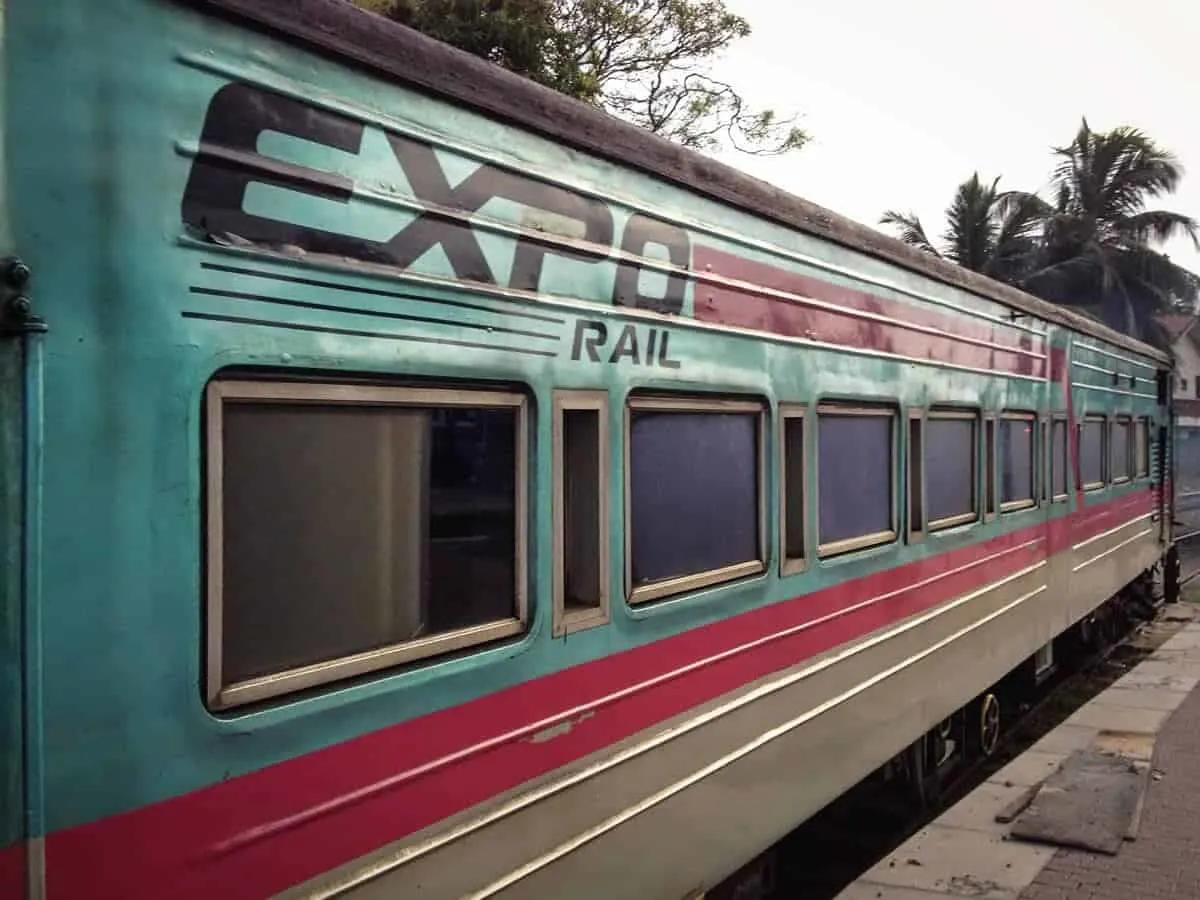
[1,0,1169,836]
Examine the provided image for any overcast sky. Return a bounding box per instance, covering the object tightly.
[709,0,1200,275]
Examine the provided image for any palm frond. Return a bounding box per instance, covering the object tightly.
[879,209,940,256]
[1114,210,1200,250]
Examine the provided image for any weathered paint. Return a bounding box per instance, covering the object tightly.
[0,1,1172,899]
[45,495,1158,900]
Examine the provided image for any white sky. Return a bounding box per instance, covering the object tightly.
[710,0,1200,275]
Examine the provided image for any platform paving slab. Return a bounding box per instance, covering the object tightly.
[1061,699,1169,735]
[1020,624,1200,900]
[937,782,1034,836]
[1027,724,1099,756]
[986,751,1068,789]
[832,613,1200,900]
[850,823,1055,900]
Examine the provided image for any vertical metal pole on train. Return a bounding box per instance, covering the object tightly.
[1,256,47,900]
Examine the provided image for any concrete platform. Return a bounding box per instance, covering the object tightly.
[832,603,1200,900]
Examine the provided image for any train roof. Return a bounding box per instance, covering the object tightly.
[189,0,1171,366]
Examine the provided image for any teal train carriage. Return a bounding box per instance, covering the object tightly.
[0,1,1178,898]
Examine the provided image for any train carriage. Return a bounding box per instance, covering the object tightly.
[0,1,1176,898]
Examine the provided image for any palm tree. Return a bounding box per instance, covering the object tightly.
[880,173,1049,285]
[1022,120,1200,338]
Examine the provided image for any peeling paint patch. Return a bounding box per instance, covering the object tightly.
[529,711,594,744]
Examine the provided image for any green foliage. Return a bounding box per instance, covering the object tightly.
[352,0,807,156]
[881,175,1050,284]
[882,120,1200,340]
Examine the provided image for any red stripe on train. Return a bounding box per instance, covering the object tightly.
[43,492,1154,900]
[0,842,24,900]
[691,245,1046,377]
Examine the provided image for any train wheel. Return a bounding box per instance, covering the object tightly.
[979,693,1002,757]
[966,692,1002,760]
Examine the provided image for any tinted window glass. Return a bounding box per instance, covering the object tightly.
[1080,418,1105,487]
[926,416,976,525]
[220,400,519,687]
[1112,419,1131,480]
[1052,420,1068,497]
[629,409,759,586]
[999,417,1035,505]
[1135,418,1149,476]
[819,411,893,547]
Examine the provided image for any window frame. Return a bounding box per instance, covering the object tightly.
[1111,415,1133,485]
[204,378,530,711]
[1051,415,1070,502]
[1039,415,1049,504]
[925,407,980,532]
[1080,414,1108,491]
[983,413,997,522]
[624,394,766,605]
[779,403,808,576]
[1135,416,1150,479]
[998,411,1038,513]
[906,408,926,545]
[815,403,899,558]
[552,389,611,638]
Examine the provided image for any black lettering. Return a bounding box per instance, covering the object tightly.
[613,214,691,315]
[571,320,607,361]
[645,328,658,364]
[386,135,613,289]
[181,84,372,258]
[656,330,682,369]
[608,324,641,365]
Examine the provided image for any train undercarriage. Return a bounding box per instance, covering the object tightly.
[705,566,1166,900]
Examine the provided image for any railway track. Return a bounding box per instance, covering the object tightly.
[705,583,1182,900]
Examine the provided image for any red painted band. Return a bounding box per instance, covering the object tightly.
[0,842,24,900]
[692,246,1046,377]
[43,491,1154,900]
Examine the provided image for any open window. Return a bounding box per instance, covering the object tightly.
[552,391,610,637]
[984,413,997,521]
[204,379,528,710]
[907,409,925,544]
[780,404,808,575]
[626,395,765,603]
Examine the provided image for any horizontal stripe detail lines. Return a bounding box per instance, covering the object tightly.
[692,245,1047,378]
[180,311,560,357]
[45,489,1157,900]
[184,260,565,358]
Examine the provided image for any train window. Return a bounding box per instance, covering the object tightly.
[626,396,764,603]
[999,413,1036,511]
[984,415,997,521]
[1039,418,1049,503]
[1051,418,1068,500]
[552,391,610,637]
[781,405,807,575]
[1135,418,1149,478]
[817,405,896,556]
[204,380,528,710]
[1080,415,1106,490]
[1112,417,1132,483]
[907,411,925,543]
[925,410,977,530]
